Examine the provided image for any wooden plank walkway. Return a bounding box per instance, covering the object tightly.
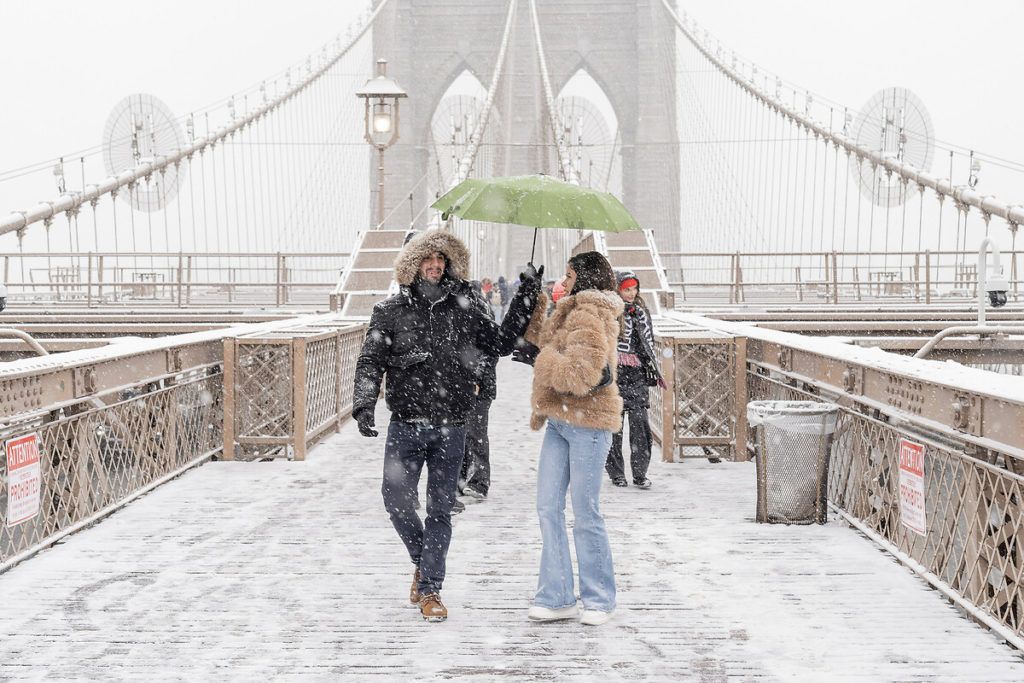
[2,360,1023,680]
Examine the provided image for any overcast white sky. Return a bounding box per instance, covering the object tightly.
[1,0,1021,213]
[0,1,366,173]
[683,0,1024,170]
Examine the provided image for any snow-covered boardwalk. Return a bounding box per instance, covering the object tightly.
[2,360,1023,681]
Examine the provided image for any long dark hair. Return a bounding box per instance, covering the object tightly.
[568,251,616,295]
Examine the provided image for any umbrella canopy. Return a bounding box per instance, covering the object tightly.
[431,174,641,234]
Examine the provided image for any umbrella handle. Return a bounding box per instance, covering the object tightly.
[530,227,538,265]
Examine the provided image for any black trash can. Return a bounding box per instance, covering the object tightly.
[747,400,840,524]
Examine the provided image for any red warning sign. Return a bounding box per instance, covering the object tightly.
[898,438,926,536]
[6,433,41,527]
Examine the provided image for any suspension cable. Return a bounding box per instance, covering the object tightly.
[658,0,1024,231]
[0,0,392,240]
[528,0,578,186]
[453,0,517,186]
[425,0,518,232]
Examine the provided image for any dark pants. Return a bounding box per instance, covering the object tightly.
[605,407,652,484]
[382,421,466,595]
[460,397,492,495]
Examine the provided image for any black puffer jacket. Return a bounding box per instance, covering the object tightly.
[469,282,498,402]
[617,301,661,410]
[353,230,536,425]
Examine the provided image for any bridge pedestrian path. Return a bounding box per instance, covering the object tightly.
[2,361,1023,681]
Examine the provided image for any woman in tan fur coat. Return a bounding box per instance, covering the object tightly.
[523,251,623,627]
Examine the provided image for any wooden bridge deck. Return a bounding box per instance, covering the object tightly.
[2,361,1023,680]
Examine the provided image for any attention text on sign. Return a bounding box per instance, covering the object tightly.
[898,438,926,536]
[6,433,41,527]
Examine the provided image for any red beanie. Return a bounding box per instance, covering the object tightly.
[618,277,639,291]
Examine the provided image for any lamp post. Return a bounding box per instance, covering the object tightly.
[356,59,408,229]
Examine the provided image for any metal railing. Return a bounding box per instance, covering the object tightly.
[661,249,1022,305]
[222,321,366,461]
[0,314,365,571]
[1,251,349,307]
[652,322,747,461]
[655,310,1024,648]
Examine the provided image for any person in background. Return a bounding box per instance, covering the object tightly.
[521,251,623,627]
[547,275,567,315]
[460,280,498,501]
[487,277,505,323]
[605,269,664,490]
[496,275,511,321]
[353,229,543,623]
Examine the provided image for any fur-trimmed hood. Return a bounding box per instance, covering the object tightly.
[394,229,471,285]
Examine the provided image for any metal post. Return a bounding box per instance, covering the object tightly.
[97,255,104,302]
[176,252,184,308]
[335,331,344,433]
[925,250,932,305]
[728,254,736,305]
[733,336,748,462]
[292,337,308,461]
[735,252,744,303]
[913,252,921,302]
[222,338,236,461]
[831,252,839,304]
[276,252,283,307]
[377,146,386,229]
[661,338,676,463]
[282,260,289,304]
[186,255,192,305]
[86,252,93,308]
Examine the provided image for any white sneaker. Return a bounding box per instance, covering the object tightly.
[528,604,579,622]
[580,609,614,626]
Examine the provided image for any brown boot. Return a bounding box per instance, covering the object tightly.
[410,567,421,604]
[419,593,447,622]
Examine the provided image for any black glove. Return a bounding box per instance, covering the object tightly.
[519,263,544,287]
[511,338,539,366]
[355,409,378,437]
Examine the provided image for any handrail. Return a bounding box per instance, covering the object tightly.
[0,329,48,356]
[0,0,391,240]
[659,0,1024,229]
[914,325,1024,359]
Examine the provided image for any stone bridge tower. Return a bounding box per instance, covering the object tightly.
[370,0,680,265]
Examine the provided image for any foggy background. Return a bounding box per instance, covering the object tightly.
[1,0,1020,252]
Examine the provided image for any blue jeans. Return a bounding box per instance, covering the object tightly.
[381,421,466,595]
[535,418,616,612]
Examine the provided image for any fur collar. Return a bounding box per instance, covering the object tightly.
[544,289,623,331]
[393,229,470,285]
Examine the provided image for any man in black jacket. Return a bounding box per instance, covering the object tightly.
[460,281,498,501]
[353,229,542,622]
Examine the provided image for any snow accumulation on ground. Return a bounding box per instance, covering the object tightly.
[2,360,1023,681]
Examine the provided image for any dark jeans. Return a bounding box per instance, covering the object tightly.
[460,397,492,495]
[605,407,652,483]
[382,421,466,595]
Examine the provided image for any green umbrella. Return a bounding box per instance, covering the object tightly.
[430,174,641,262]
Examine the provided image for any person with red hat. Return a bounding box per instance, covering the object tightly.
[606,269,664,489]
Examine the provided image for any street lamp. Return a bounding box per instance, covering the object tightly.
[356,58,407,228]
